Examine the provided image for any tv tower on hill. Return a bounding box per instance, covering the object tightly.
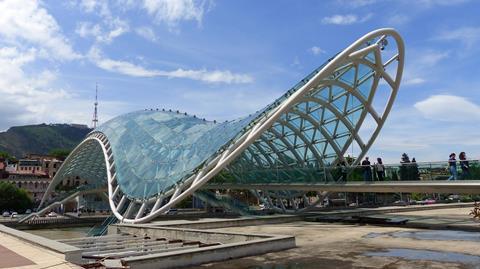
[92,83,99,129]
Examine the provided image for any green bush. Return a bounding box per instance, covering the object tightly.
[0,181,33,212]
[48,148,71,161]
[468,162,480,180]
[410,192,428,201]
[460,195,474,203]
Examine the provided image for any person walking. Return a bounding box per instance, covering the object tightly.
[361,157,372,181]
[339,160,348,181]
[447,153,457,181]
[459,152,470,179]
[375,158,385,181]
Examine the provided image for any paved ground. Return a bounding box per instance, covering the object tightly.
[0,232,81,269]
[193,222,478,269]
[193,207,480,269]
[383,207,480,231]
[4,204,479,269]
[0,244,35,268]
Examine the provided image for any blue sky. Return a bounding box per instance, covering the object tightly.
[1,0,480,163]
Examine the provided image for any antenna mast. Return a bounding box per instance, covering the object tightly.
[92,83,99,129]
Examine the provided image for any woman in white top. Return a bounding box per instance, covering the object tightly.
[375,157,385,181]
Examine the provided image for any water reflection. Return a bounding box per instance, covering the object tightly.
[365,230,480,242]
[365,248,480,266]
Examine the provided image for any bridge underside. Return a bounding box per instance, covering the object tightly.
[203,181,480,194]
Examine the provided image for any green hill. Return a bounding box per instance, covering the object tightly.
[0,124,92,158]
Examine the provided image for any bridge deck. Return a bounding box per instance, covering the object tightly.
[203,180,480,194]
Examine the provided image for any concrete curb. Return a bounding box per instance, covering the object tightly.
[306,202,476,218]
[111,224,295,269]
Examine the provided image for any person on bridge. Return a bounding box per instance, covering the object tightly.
[339,160,348,181]
[361,157,372,181]
[459,152,470,179]
[375,158,385,181]
[447,153,457,181]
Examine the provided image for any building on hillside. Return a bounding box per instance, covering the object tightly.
[1,153,87,205]
[2,172,52,203]
[69,123,90,129]
[16,159,43,174]
[5,163,16,173]
[22,154,63,178]
[29,153,88,190]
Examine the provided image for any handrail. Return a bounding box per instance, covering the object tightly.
[18,187,107,223]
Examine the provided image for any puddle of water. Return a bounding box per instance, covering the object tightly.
[365,230,480,242]
[364,232,384,239]
[365,248,480,265]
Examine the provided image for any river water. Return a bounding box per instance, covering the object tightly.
[23,226,92,240]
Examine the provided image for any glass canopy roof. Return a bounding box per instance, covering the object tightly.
[44,30,402,211]
[96,110,258,198]
[37,28,404,223]
[81,38,380,199]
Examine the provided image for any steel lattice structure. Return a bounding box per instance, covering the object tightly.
[39,28,404,224]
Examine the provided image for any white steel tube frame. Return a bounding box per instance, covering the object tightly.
[39,28,404,223]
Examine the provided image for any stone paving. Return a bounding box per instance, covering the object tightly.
[0,244,34,268]
[0,232,81,269]
[193,206,480,269]
[2,204,479,269]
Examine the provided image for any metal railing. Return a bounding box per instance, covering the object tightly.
[208,160,480,185]
[87,214,118,237]
[18,184,106,223]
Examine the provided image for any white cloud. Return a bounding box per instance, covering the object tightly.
[143,0,208,26]
[0,2,129,131]
[0,0,80,60]
[104,18,130,42]
[388,14,410,25]
[403,77,426,86]
[436,26,480,49]
[76,22,102,38]
[80,0,97,12]
[321,13,372,25]
[166,69,253,84]
[336,0,378,8]
[402,50,449,86]
[89,47,159,77]
[79,0,112,18]
[135,26,158,42]
[0,46,110,131]
[88,47,253,84]
[368,102,480,163]
[76,18,129,44]
[291,56,301,68]
[414,95,480,122]
[418,0,470,7]
[309,46,325,55]
[75,1,130,44]
[416,50,449,66]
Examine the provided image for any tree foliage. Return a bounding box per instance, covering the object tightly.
[0,151,17,163]
[399,153,420,181]
[48,148,71,160]
[0,181,33,212]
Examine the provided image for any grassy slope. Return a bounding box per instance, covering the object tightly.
[0,124,92,158]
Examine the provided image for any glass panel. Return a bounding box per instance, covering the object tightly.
[97,110,258,198]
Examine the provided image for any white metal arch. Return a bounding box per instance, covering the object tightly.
[38,28,404,223]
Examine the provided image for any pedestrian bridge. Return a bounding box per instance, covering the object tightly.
[203,180,480,194]
[32,28,480,223]
[205,159,480,193]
